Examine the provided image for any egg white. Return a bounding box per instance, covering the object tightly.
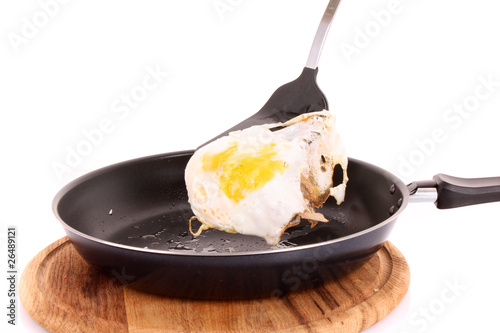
[184,110,347,245]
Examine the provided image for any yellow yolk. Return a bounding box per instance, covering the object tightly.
[202,143,287,202]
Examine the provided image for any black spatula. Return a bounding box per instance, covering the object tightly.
[199,0,342,149]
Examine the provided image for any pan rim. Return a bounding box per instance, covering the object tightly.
[52,150,410,257]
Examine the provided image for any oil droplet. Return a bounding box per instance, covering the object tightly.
[141,235,157,240]
[175,244,186,250]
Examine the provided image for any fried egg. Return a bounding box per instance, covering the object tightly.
[184,110,348,245]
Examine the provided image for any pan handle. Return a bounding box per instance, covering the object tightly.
[408,174,500,209]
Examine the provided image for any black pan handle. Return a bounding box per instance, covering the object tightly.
[408,174,500,209]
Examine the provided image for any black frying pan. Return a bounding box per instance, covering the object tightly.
[53,0,500,301]
[53,150,500,300]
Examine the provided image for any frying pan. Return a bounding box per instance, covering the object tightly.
[53,150,500,300]
[52,0,500,300]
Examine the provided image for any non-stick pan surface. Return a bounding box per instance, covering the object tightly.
[54,150,408,299]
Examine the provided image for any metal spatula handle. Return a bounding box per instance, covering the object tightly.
[306,0,342,69]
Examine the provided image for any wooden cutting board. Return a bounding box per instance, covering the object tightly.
[20,237,410,333]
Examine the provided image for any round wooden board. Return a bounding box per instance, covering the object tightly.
[20,237,410,333]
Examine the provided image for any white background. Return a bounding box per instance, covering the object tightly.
[1,0,500,332]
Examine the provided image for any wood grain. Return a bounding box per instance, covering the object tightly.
[20,237,410,333]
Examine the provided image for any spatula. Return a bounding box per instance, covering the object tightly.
[198,0,342,149]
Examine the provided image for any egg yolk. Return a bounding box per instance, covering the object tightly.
[202,143,287,202]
